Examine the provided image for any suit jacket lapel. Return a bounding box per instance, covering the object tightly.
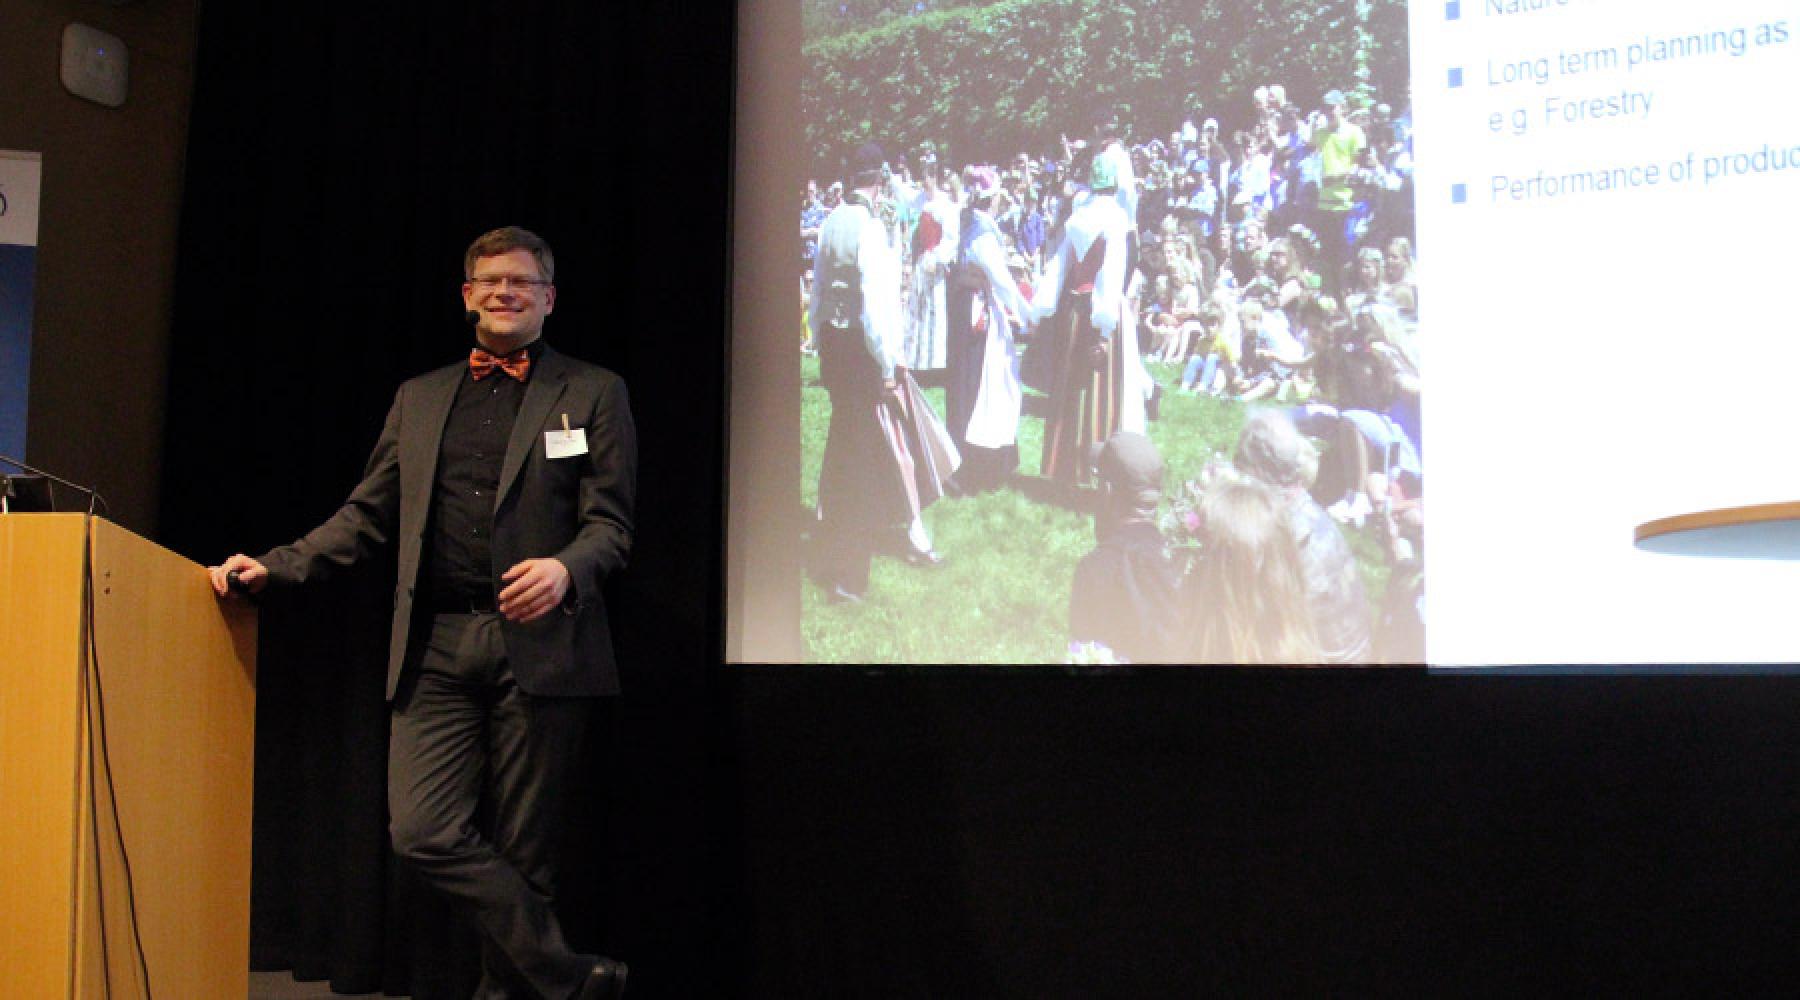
[403,363,463,505]
[497,345,569,512]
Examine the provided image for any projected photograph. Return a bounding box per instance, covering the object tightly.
[796,0,1419,664]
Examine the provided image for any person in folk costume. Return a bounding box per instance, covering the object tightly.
[1082,113,1157,435]
[944,165,1034,493]
[896,162,959,372]
[811,143,956,602]
[1056,112,1139,276]
[1058,109,1137,227]
[1029,155,1134,488]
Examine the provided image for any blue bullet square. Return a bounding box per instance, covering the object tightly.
[1451,183,1468,204]
[1448,67,1463,88]
[1445,1,1460,19]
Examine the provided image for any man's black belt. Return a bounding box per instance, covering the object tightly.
[430,593,499,614]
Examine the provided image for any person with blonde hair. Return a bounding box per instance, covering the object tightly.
[1234,299,1310,402]
[1233,409,1372,663]
[1145,269,1202,364]
[1383,236,1418,321]
[1180,477,1321,664]
[1343,245,1386,315]
[1179,300,1236,395]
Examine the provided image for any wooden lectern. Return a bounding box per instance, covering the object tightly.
[1,514,256,998]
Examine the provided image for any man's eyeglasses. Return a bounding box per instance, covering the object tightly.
[468,275,550,292]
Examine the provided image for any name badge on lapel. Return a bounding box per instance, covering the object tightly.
[546,413,588,459]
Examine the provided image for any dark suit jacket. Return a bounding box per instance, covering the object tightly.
[261,345,637,699]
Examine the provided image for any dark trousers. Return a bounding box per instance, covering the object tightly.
[815,322,898,596]
[388,613,593,1000]
[1315,205,1352,298]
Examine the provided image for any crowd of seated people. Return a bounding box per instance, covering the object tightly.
[801,74,1425,664]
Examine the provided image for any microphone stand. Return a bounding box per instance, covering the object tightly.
[0,453,108,515]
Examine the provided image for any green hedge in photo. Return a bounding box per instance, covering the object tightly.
[802,0,1411,178]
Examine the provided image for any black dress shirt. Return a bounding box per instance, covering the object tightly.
[424,340,544,607]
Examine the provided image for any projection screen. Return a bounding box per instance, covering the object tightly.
[728,0,1800,667]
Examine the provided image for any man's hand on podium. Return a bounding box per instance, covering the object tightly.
[208,554,269,597]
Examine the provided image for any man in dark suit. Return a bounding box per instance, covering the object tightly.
[210,226,634,1000]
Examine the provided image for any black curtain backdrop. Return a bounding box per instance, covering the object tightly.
[159,3,737,997]
[736,671,1800,996]
[156,3,1800,998]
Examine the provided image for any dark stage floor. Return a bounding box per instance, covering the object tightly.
[249,970,402,999]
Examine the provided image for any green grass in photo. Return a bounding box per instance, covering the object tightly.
[798,354,1391,663]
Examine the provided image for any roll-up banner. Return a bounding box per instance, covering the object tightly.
[0,150,43,459]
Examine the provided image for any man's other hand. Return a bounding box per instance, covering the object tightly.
[208,554,269,597]
[498,558,571,623]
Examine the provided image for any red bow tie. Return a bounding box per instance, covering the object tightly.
[470,347,531,382]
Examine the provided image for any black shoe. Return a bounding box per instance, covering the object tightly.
[578,958,629,1000]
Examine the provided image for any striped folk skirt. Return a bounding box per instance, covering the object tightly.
[1040,292,1123,487]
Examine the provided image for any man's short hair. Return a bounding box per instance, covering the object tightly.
[464,226,555,283]
[1095,431,1165,517]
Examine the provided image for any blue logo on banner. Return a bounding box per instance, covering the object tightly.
[0,242,37,457]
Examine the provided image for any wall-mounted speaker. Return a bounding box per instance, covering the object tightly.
[61,23,129,109]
